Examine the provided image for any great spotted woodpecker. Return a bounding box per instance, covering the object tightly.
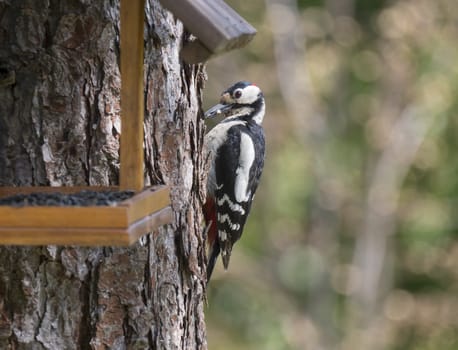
[203,81,266,282]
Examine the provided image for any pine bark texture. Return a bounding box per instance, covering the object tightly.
[0,1,207,349]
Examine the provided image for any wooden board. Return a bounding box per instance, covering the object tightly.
[0,208,173,246]
[120,0,146,191]
[0,186,172,246]
[159,0,256,62]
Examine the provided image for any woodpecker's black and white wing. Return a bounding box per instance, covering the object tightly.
[213,123,265,269]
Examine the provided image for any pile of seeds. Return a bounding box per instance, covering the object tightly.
[0,190,135,207]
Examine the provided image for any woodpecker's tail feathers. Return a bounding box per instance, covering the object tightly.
[220,240,233,270]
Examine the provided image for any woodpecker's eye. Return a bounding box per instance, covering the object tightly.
[233,89,243,99]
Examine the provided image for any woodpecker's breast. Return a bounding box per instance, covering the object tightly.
[204,120,246,195]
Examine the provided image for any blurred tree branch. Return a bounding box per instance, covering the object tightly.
[349,105,435,349]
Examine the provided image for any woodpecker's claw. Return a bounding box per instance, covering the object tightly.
[204,103,233,119]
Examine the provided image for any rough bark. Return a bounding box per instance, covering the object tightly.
[0,1,207,349]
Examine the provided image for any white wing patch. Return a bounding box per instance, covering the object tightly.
[217,194,246,214]
[234,132,255,203]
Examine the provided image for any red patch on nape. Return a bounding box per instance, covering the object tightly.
[203,197,217,245]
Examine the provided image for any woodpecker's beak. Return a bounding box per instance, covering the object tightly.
[204,103,233,119]
[204,92,235,119]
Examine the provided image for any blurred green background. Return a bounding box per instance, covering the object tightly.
[203,0,458,349]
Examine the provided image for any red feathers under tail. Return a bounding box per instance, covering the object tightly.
[203,197,219,282]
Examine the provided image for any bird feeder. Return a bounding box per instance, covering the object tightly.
[0,0,172,246]
[0,0,257,245]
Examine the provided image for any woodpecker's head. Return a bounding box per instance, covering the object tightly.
[205,81,265,124]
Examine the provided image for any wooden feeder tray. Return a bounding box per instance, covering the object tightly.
[0,186,172,246]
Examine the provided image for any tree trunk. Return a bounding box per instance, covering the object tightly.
[0,1,207,349]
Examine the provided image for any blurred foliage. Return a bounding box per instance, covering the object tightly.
[203,0,458,349]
